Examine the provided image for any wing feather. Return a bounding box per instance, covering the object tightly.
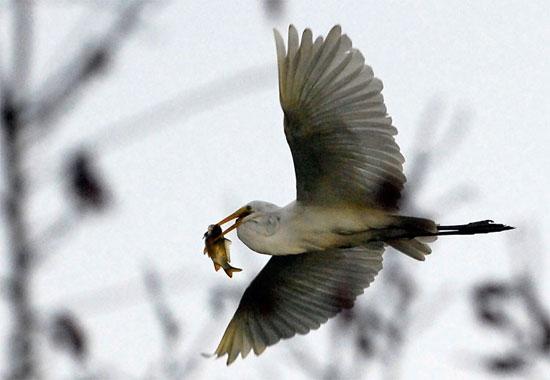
[274,25,405,209]
[214,243,384,364]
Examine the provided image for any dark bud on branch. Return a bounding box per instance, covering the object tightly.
[485,354,526,374]
[67,150,110,211]
[472,282,511,326]
[1,88,20,138]
[81,48,109,81]
[356,334,375,357]
[538,319,550,353]
[50,312,88,362]
[476,309,508,327]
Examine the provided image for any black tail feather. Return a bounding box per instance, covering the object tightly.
[435,220,514,236]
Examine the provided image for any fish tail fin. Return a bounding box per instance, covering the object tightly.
[223,266,242,278]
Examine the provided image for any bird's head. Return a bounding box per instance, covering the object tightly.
[215,201,279,238]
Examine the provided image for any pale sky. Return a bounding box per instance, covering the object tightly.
[1,1,549,379]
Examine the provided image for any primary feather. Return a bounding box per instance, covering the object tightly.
[275,25,405,209]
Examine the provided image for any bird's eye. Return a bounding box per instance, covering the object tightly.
[237,208,253,222]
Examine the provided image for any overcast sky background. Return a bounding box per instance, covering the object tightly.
[1,1,549,379]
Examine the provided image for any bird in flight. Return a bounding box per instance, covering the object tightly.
[205,25,513,365]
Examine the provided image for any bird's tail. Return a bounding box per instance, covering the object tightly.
[387,217,514,261]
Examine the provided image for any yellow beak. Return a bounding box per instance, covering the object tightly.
[217,206,251,236]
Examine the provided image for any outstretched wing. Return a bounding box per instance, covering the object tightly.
[275,25,405,210]
[214,243,385,364]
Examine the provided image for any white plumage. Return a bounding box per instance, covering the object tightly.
[208,25,512,365]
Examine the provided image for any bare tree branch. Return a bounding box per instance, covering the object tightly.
[22,1,148,127]
[30,208,82,261]
[82,63,273,153]
[1,2,37,378]
[13,0,33,98]
[143,266,181,352]
[2,81,37,380]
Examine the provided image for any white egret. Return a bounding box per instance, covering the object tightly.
[208,25,512,365]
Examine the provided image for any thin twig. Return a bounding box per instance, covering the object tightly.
[143,266,181,351]
[22,1,148,127]
[13,0,33,99]
[83,63,273,153]
[31,208,82,262]
[24,63,273,189]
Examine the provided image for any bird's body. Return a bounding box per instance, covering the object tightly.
[205,25,512,365]
[237,201,409,255]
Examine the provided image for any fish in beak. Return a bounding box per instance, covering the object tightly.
[202,206,251,278]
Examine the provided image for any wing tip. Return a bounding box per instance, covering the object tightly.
[273,28,285,52]
[214,316,257,366]
[288,23,297,34]
[273,27,283,41]
[327,24,343,41]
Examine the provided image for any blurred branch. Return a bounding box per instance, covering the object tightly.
[31,208,82,261]
[1,2,37,378]
[208,284,243,315]
[83,63,273,153]
[3,2,272,379]
[517,276,550,354]
[41,4,110,77]
[261,0,285,20]
[46,264,198,318]
[1,3,149,378]
[143,266,181,352]
[23,63,273,195]
[403,99,444,195]
[22,1,148,127]
[401,101,476,218]
[144,266,190,379]
[26,150,109,262]
[430,185,478,219]
[432,107,473,161]
[1,90,34,375]
[13,0,33,97]
[470,231,550,375]
[49,311,89,364]
[288,347,324,379]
